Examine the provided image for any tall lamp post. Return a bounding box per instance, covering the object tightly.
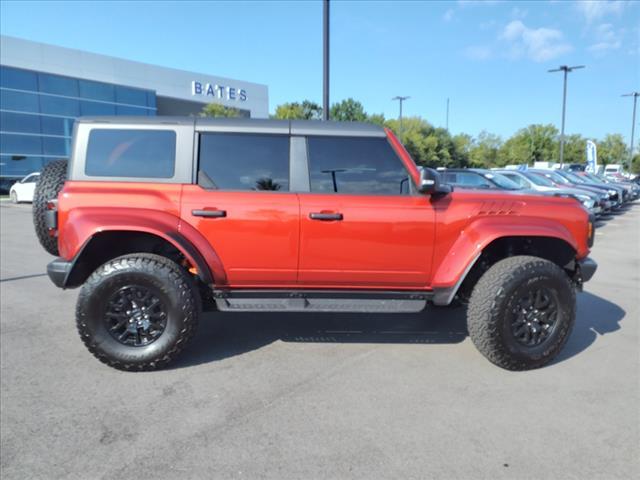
[392,96,410,140]
[322,0,330,121]
[548,65,585,167]
[622,92,639,170]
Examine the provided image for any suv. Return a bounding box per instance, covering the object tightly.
[34,117,597,371]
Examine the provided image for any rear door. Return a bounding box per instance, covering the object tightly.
[297,135,435,288]
[181,127,300,287]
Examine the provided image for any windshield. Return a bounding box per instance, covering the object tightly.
[560,170,586,184]
[484,172,522,190]
[583,172,606,183]
[523,172,553,187]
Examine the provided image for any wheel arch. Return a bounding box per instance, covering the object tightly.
[64,229,214,288]
[432,234,578,306]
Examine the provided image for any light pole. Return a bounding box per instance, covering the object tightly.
[392,96,410,140]
[548,65,585,167]
[322,0,330,121]
[622,92,639,169]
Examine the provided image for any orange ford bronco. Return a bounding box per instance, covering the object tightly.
[34,117,596,371]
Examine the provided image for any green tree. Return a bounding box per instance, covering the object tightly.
[330,98,368,122]
[200,103,242,118]
[562,134,586,165]
[498,124,558,166]
[273,100,322,120]
[630,153,640,174]
[597,134,628,166]
[367,113,386,126]
[469,131,502,168]
[385,117,469,168]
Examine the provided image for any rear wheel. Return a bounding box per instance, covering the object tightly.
[467,255,576,371]
[76,253,200,371]
[33,159,67,255]
[10,190,18,203]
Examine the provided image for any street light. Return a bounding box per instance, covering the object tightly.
[548,65,585,167]
[322,0,330,121]
[622,92,639,170]
[392,96,410,140]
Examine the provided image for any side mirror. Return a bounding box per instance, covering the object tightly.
[419,168,452,195]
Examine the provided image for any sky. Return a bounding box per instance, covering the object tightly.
[1,0,638,143]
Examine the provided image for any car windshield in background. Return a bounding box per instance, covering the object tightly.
[523,171,554,187]
[485,172,521,190]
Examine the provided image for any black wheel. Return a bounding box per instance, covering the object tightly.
[467,255,576,371]
[76,253,200,371]
[10,190,18,204]
[32,159,67,255]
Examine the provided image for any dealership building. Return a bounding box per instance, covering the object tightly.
[0,35,269,186]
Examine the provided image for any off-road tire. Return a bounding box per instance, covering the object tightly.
[33,159,67,255]
[76,253,200,371]
[467,255,575,371]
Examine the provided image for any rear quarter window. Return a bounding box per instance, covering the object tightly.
[85,129,176,178]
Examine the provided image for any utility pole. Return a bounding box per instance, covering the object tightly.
[446,97,450,131]
[322,0,330,121]
[392,96,410,140]
[622,92,639,170]
[548,65,585,167]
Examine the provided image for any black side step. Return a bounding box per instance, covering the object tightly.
[212,290,432,313]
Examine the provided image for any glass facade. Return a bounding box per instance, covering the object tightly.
[0,65,157,188]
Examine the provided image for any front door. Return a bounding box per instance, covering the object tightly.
[181,131,299,287]
[298,136,435,288]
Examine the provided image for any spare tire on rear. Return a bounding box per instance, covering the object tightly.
[33,159,67,256]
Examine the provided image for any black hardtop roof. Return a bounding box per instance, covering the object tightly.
[76,116,386,137]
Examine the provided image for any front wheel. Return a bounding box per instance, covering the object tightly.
[10,190,18,203]
[76,254,200,371]
[467,255,576,371]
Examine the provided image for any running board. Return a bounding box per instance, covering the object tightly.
[212,290,431,313]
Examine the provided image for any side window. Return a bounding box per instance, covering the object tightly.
[457,172,492,188]
[198,133,290,191]
[504,173,529,188]
[307,136,411,195]
[85,129,176,178]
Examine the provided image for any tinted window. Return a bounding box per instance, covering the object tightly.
[198,133,289,191]
[0,133,42,155]
[0,111,41,134]
[38,73,79,97]
[307,136,410,195]
[42,136,70,156]
[78,80,115,102]
[442,172,492,188]
[1,66,39,91]
[85,129,176,178]
[116,105,149,116]
[115,86,147,106]
[80,100,116,116]
[39,95,79,116]
[40,116,74,136]
[0,89,40,112]
[502,173,530,188]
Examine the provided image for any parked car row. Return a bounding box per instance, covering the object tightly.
[436,167,638,218]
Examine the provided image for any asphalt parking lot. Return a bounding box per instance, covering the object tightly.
[1,200,638,480]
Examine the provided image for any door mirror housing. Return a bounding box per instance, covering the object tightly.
[419,168,452,195]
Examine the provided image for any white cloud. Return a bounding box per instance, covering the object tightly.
[587,23,623,55]
[443,9,455,22]
[575,0,626,24]
[500,20,573,62]
[465,45,493,60]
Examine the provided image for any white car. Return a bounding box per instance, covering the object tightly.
[9,172,40,203]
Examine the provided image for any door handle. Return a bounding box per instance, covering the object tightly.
[192,209,227,218]
[309,212,343,221]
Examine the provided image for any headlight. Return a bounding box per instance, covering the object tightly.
[583,199,595,209]
[608,189,617,196]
